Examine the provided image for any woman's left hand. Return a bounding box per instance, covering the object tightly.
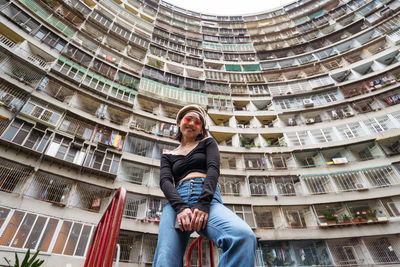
[191,208,208,232]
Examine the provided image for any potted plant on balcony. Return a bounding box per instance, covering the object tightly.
[367,209,377,222]
[341,214,351,224]
[240,137,252,149]
[323,206,337,225]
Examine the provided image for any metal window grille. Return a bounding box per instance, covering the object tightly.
[363,166,400,188]
[283,208,307,228]
[253,207,275,228]
[141,234,158,263]
[147,197,167,222]
[332,172,365,192]
[364,237,400,264]
[1,57,44,87]
[21,97,63,126]
[117,160,150,185]
[218,176,242,196]
[123,193,147,220]
[123,135,155,157]
[70,182,112,212]
[381,198,400,217]
[59,115,95,140]
[116,230,143,263]
[327,238,367,266]
[0,83,28,112]
[249,176,273,196]
[0,158,33,193]
[0,117,9,136]
[275,176,300,196]
[302,175,334,194]
[25,171,73,205]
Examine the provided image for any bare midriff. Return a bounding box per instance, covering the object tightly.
[178,172,206,185]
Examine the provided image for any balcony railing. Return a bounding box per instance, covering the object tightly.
[0,157,33,193]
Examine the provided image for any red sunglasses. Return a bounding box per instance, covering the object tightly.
[183,116,202,127]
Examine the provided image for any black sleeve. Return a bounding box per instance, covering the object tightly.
[159,154,189,214]
[192,138,220,213]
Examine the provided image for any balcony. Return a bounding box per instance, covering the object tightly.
[25,171,73,206]
[118,160,159,187]
[138,78,207,106]
[0,157,33,193]
[123,193,166,222]
[1,57,44,87]
[1,118,52,155]
[219,175,244,196]
[19,0,75,38]
[117,230,158,264]
[82,145,121,176]
[69,181,112,212]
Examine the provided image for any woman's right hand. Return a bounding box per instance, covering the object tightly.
[177,208,193,231]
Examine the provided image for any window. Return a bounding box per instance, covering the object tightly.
[283,207,308,228]
[249,176,273,196]
[59,115,94,140]
[25,171,73,205]
[118,160,151,185]
[52,220,93,256]
[363,166,400,187]
[253,207,275,228]
[124,135,155,157]
[225,204,255,227]
[219,176,242,196]
[91,59,117,80]
[69,182,111,212]
[244,154,265,169]
[93,127,125,150]
[2,119,33,144]
[62,44,92,67]
[275,176,300,196]
[21,98,63,126]
[83,147,121,174]
[34,26,67,52]
[363,237,400,264]
[0,83,27,111]
[1,4,40,33]
[0,158,32,193]
[302,175,334,194]
[332,172,365,191]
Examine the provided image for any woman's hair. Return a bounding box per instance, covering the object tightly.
[174,110,208,142]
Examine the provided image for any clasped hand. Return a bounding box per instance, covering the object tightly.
[176,208,208,232]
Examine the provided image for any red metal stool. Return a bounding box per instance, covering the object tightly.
[84,187,127,267]
[186,236,215,267]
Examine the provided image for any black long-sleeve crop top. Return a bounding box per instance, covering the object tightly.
[159,137,220,214]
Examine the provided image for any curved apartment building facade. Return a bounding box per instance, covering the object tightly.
[0,0,400,266]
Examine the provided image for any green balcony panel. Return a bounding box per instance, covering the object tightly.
[242,64,260,72]
[225,64,242,72]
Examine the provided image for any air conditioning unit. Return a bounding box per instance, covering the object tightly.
[345,111,354,117]
[306,118,315,124]
[303,99,314,108]
[355,183,368,191]
[288,118,296,126]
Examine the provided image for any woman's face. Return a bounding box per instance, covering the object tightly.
[178,111,203,140]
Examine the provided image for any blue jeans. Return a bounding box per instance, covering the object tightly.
[153,178,257,267]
